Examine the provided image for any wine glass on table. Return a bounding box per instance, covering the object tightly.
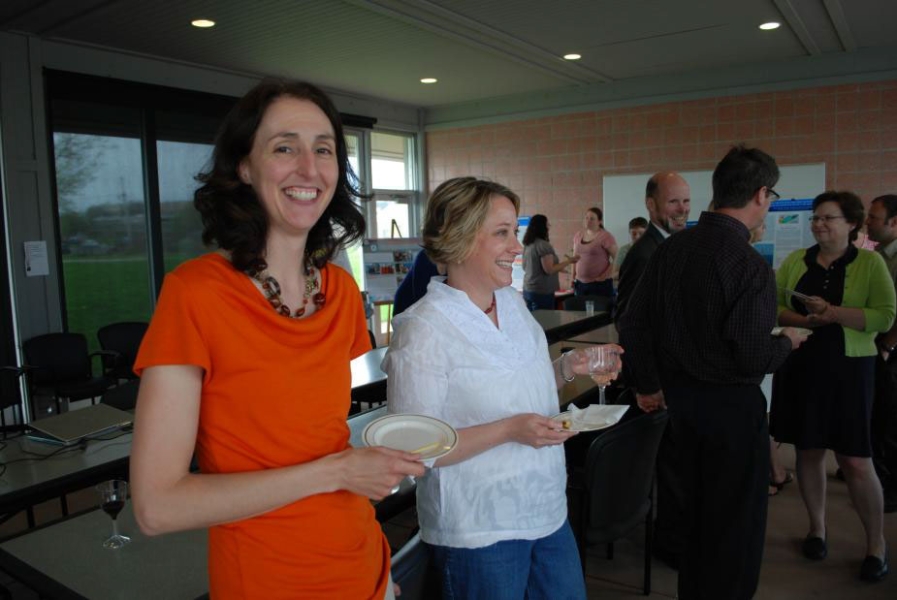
[586,345,621,405]
[96,480,131,549]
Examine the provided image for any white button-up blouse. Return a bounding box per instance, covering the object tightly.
[382,279,568,549]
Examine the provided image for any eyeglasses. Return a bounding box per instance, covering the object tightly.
[766,188,780,201]
[809,215,846,224]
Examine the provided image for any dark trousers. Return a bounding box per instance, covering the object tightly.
[573,279,614,297]
[654,420,687,559]
[872,353,897,492]
[665,384,769,600]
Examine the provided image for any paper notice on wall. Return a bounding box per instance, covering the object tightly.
[23,241,49,277]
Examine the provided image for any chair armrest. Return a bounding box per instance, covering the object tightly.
[90,350,122,377]
[1,365,30,378]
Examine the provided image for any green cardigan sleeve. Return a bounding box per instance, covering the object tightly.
[852,249,896,335]
[775,249,808,317]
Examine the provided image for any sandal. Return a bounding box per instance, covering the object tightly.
[771,471,794,490]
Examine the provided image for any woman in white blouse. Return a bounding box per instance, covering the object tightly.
[383,177,618,599]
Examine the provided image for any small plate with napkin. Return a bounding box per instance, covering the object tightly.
[551,404,629,432]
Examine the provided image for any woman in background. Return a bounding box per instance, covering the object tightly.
[572,207,617,297]
[384,177,621,599]
[522,214,579,311]
[750,221,792,497]
[771,191,895,582]
[130,79,424,599]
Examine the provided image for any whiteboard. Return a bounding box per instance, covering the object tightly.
[602,163,826,252]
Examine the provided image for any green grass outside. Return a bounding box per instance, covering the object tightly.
[61,255,191,356]
[62,249,363,358]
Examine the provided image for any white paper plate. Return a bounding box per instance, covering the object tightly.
[551,410,615,433]
[771,327,813,337]
[362,414,458,462]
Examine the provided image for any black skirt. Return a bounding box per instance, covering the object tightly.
[770,322,875,457]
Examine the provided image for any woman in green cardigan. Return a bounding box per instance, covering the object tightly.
[771,191,895,582]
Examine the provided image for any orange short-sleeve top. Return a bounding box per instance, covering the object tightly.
[134,253,386,599]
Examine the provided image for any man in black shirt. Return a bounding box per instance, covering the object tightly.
[619,146,807,599]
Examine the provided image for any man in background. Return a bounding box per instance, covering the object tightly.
[615,171,691,321]
[614,171,690,569]
[866,193,897,512]
[619,146,806,599]
[613,216,648,279]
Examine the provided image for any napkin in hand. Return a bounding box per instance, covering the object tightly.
[569,404,629,430]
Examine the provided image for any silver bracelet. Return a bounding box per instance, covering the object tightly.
[560,351,575,382]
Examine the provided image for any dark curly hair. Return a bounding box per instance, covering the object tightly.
[194,79,366,272]
[812,190,865,243]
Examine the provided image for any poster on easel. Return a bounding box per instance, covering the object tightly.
[362,238,422,302]
[758,198,816,269]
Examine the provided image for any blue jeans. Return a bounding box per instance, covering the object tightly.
[573,279,614,297]
[523,291,556,311]
[429,521,586,600]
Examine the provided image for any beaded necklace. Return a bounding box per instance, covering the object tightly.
[247,259,325,318]
[484,294,496,314]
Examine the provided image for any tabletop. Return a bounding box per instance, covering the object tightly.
[0,431,131,516]
[532,309,612,344]
[350,346,388,391]
[0,346,389,518]
[563,324,619,345]
[0,505,207,600]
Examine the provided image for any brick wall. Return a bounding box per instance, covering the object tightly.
[426,79,897,286]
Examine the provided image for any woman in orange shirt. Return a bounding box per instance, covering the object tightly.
[130,79,424,599]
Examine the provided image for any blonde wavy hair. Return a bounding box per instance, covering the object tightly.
[422,177,521,266]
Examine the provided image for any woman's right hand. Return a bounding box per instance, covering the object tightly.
[329,447,426,501]
[507,413,576,449]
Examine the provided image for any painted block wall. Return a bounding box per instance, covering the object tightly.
[426,80,897,287]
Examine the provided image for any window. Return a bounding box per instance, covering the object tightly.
[46,71,233,349]
[52,114,154,344]
[368,131,419,240]
[371,131,414,190]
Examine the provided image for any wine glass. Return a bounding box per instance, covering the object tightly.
[586,346,620,405]
[96,480,131,549]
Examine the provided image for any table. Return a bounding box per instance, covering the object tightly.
[0,346,389,521]
[563,324,619,345]
[554,289,574,309]
[0,431,131,519]
[350,346,387,392]
[0,505,207,600]
[0,405,403,599]
[350,346,388,409]
[532,309,611,344]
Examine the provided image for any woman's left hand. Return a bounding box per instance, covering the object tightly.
[565,344,624,377]
[802,296,829,315]
[507,413,577,448]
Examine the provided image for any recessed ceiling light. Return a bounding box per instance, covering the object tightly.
[563,53,582,61]
[759,22,780,30]
[191,19,216,28]
[420,78,438,84]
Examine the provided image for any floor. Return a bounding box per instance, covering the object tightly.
[1,446,895,598]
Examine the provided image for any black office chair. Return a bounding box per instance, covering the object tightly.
[22,333,118,415]
[100,378,140,411]
[97,321,148,381]
[562,294,613,312]
[391,532,439,600]
[573,409,669,595]
[0,365,27,437]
